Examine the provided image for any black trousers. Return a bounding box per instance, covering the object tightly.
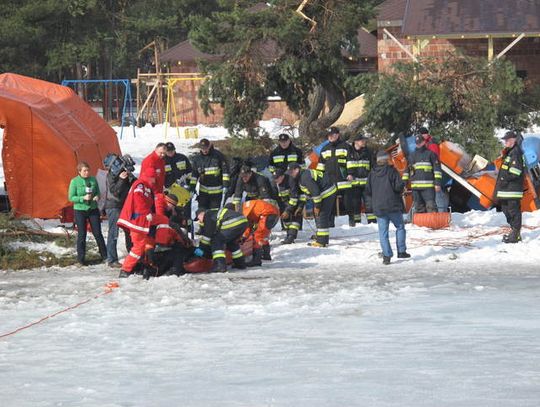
[211,225,246,259]
[74,208,107,263]
[198,191,223,211]
[500,199,522,230]
[315,194,337,245]
[149,244,187,277]
[412,189,437,213]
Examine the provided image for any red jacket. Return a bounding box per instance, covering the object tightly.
[153,214,192,248]
[141,151,165,192]
[117,179,155,234]
[424,134,440,158]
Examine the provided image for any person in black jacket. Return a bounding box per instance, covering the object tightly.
[274,168,304,244]
[164,142,192,188]
[104,163,136,268]
[365,151,410,265]
[495,131,525,243]
[317,127,352,224]
[196,206,248,272]
[289,163,336,247]
[268,133,304,174]
[232,165,277,208]
[190,138,230,210]
[347,134,376,226]
[402,135,442,213]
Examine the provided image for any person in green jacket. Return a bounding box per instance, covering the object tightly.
[68,161,107,265]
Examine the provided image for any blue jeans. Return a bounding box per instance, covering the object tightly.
[376,212,406,258]
[105,207,121,263]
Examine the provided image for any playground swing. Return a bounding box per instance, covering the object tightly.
[61,79,136,139]
[164,77,205,139]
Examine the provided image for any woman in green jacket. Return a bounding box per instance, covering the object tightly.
[68,161,107,265]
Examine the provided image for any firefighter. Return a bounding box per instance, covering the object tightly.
[288,163,337,247]
[419,127,449,212]
[232,165,277,209]
[316,126,352,225]
[268,133,304,174]
[241,200,280,267]
[163,142,192,189]
[190,138,230,210]
[196,206,248,272]
[117,167,159,278]
[140,143,167,192]
[347,133,376,226]
[495,131,525,243]
[402,135,442,213]
[274,168,304,244]
[163,141,193,231]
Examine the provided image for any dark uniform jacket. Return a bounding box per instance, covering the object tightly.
[199,207,248,248]
[402,146,442,189]
[299,169,337,209]
[190,147,230,195]
[105,171,136,210]
[495,144,524,200]
[347,146,375,188]
[365,164,405,216]
[316,138,351,190]
[232,173,275,205]
[164,152,192,188]
[269,143,304,174]
[276,173,303,213]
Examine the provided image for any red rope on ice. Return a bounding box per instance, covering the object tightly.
[0,281,120,340]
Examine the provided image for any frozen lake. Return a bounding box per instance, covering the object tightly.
[1,262,539,407]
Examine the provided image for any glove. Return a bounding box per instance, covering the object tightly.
[313,207,321,217]
[294,207,303,217]
[146,213,153,222]
[193,248,204,257]
[280,211,290,220]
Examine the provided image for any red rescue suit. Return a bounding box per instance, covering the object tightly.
[141,151,166,192]
[117,175,156,273]
[242,200,279,249]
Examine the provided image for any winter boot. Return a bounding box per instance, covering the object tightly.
[118,270,132,278]
[348,215,356,227]
[397,252,411,258]
[503,228,522,243]
[261,244,272,261]
[308,241,327,248]
[210,257,227,273]
[246,249,262,267]
[281,230,297,244]
[142,266,156,280]
[383,256,391,265]
[232,256,247,270]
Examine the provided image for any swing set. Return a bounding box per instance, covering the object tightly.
[164,76,205,139]
[61,79,136,139]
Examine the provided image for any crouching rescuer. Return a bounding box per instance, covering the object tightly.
[241,200,280,267]
[196,206,248,272]
[288,163,336,247]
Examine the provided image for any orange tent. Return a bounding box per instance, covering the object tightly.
[0,73,121,219]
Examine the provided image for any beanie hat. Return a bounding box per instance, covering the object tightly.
[165,192,178,206]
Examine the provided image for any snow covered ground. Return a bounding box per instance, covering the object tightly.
[1,124,540,406]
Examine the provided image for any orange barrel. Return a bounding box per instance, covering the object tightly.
[412,212,451,229]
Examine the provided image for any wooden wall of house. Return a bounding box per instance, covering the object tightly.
[168,64,299,127]
[377,26,540,86]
